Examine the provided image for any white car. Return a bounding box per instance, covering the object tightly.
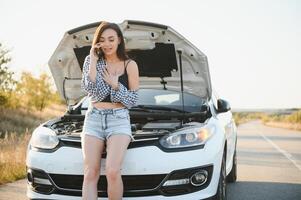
[26,20,237,200]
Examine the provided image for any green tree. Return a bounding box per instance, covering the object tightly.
[0,43,17,107]
[16,72,53,111]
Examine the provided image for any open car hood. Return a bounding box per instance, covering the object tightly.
[48,20,212,105]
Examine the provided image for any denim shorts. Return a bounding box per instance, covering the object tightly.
[81,106,134,141]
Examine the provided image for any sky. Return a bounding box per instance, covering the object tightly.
[0,0,300,109]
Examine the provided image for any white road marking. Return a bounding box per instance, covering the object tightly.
[258,131,301,172]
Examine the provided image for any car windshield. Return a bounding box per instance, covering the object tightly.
[135,89,206,112]
[81,89,206,113]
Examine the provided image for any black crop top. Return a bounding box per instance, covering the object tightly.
[101,59,131,102]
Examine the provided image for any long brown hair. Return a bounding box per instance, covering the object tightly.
[92,21,128,61]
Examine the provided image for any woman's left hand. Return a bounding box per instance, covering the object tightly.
[101,67,120,90]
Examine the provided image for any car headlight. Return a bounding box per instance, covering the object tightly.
[30,126,59,149]
[159,125,215,149]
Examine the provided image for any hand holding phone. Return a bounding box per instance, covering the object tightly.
[90,43,102,61]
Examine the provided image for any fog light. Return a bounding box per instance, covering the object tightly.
[27,170,33,185]
[190,170,208,186]
[163,178,190,186]
[27,168,52,185]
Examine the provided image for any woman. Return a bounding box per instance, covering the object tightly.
[81,21,139,200]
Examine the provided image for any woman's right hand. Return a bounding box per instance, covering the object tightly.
[90,43,101,61]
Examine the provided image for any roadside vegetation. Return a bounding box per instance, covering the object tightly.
[233,109,301,131]
[233,112,266,126]
[0,43,66,185]
[261,110,301,130]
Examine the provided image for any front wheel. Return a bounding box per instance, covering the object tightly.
[226,148,237,183]
[212,153,227,200]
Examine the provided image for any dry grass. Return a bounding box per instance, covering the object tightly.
[233,112,267,126]
[233,110,301,131]
[262,110,301,131]
[0,104,66,137]
[0,131,31,184]
[0,104,66,185]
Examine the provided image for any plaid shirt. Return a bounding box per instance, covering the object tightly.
[81,55,138,108]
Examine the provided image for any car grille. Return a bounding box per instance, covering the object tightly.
[49,174,167,191]
[49,173,167,197]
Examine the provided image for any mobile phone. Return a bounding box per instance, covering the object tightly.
[95,47,102,58]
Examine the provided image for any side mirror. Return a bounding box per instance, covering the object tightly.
[217,99,231,113]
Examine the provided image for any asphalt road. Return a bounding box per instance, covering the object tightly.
[0,120,300,200]
[227,120,301,200]
[0,179,26,200]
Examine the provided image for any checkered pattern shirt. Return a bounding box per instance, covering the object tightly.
[81,55,138,108]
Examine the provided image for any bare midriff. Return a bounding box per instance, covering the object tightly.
[92,101,125,109]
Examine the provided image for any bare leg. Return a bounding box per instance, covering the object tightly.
[82,135,105,200]
[106,135,131,200]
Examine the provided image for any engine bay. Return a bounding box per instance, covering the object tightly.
[46,110,209,138]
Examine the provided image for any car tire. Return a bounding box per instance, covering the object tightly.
[212,153,227,200]
[226,148,237,183]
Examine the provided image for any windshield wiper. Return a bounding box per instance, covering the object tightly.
[129,105,155,113]
[130,105,188,113]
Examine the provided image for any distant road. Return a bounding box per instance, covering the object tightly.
[0,120,301,200]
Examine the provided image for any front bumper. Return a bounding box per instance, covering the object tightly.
[27,134,224,199]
